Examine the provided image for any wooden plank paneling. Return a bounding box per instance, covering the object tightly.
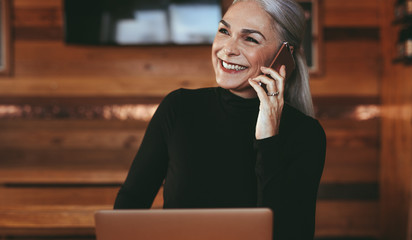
[0,206,101,236]
[323,0,380,27]
[14,27,63,41]
[322,147,379,183]
[11,42,214,79]
[324,28,380,41]
[0,169,127,185]
[13,0,62,8]
[0,39,381,96]
[379,0,412,239]
[0,120,378,150]
[0,149,135,169]
[318,183,379,200]
[0,120,148,150]
[0,41,215,96]
[0,127,145,150]
[0,187,119,206]
[316,201,379,237]
[0,237,94,240]
[0,119,149,130]
[14,8,62,27]
[321,119,379,148]
[0,148,376,184]
[13,0,63,41]
[310,39,381,96]
[0,98,380,185]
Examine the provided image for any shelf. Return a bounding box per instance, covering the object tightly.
[393,15,412,25]
[392,57,412,64]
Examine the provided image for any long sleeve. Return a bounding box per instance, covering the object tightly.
[113,91,178,209]
[254,112,326,240]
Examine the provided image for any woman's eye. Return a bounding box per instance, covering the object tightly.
[218,28,229,35]
[245,37,259,44]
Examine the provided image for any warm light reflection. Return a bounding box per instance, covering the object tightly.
[0,105,22,117]
[352,105,381,121]
[103,104,158,121]
[0,104,158,121]
[0,103,385,121]
[380,104,412,120]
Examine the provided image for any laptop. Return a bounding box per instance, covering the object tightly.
[95,208,273,240]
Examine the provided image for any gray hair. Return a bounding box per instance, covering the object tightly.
[232,0,315,117]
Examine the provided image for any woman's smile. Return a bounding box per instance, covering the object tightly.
[220,59,248,72]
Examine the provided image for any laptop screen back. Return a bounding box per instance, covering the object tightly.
[95,208,273,240]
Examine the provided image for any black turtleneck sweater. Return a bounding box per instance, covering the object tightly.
[114,87,326,240]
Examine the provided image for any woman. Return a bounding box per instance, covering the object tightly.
[114,0,326,239]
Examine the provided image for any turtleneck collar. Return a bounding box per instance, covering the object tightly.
[217,87,259,107]
[215,87,260,119]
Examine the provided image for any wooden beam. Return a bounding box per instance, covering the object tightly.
[379,0,412,239]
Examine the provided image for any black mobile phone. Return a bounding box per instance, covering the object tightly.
[268,42,296,80]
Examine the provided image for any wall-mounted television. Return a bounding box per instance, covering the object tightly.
[64,0,222,45]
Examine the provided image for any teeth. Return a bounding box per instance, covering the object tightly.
[222,61,246,71]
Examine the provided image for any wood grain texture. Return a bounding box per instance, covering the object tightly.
[323,0,379,27]
[318,183,378,200]
[0,187,119,206]
[316,201,379,237]
[0,148,135,169]
[0,127,145,150]
[7,35,383,99]
[379,0,412,239]
[13,0,62,8]
[310,39,381,96]
[0,169,127,185]
[0,108,379,185]
[0,39,381,96]
[13,8,62,27]
[0,206,103,236]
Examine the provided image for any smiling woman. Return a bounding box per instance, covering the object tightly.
[212,2,279,98]
[114,1,326,240]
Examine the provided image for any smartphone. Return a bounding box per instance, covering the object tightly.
[267,42,296,80]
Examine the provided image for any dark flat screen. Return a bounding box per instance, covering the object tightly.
[64,0,222,45]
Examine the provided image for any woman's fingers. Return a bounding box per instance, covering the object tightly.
[248,78,270,103]
[261,65,285,80]
[260,65,286,98]
[252,76,278,98]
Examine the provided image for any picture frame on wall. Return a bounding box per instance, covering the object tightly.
[0,0,11,76]
[297,0,322,76]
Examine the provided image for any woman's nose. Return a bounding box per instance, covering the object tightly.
[223,40,240,56]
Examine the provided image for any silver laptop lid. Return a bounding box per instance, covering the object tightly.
[95,208,273,240]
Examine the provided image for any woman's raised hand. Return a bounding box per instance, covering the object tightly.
[248,65,286,139]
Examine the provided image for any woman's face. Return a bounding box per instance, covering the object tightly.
[212,0,279,98]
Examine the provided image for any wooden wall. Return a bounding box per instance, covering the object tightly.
[0,0,383,239]
[379,0,412,240]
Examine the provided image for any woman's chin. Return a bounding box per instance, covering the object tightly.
[216,79,239,90]
[216,79,256,98]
